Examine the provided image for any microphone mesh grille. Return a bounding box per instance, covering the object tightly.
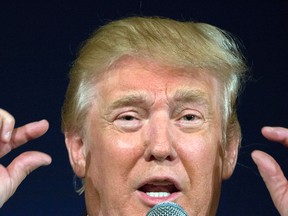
[146,202,188,216]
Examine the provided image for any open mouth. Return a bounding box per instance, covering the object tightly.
[138,182,179,198]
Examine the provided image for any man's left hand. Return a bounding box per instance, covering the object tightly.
[252,126,288,216]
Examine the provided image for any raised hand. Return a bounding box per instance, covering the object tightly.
[252,127,288,216]
[0,108,51,207]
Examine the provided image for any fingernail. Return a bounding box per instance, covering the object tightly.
[4,131,11,142]
[264,126,274,132]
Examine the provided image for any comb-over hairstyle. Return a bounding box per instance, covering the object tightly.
[62,16,247,147]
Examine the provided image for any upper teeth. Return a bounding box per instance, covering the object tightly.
[146,192,171,198]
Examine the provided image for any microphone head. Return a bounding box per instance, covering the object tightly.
[146,202,188,216]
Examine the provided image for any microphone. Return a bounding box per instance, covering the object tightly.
[146,202,188,216]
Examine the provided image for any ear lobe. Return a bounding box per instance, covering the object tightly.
[65,132,86,178]
[222,131,240,180]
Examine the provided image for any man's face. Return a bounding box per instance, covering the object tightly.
[67,58,238,215]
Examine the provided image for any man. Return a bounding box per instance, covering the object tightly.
[0,17,287,215]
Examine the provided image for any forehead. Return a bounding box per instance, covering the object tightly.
[90,57,222,125]
[97,57,219,94]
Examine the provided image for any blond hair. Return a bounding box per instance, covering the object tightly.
[62,16,247,146]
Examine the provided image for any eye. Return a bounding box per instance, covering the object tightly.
[177,110,205,129]
[119,115,136,121]
[114,112,143,132]
[181,114,198,121]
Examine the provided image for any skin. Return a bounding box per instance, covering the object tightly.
[0,63,287,215]
[252,127,288,216]
[0,108,51,208]
[65,58,240,215]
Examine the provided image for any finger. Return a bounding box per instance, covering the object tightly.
[262,126,288,146]
[252,150,288,215]
[0,120,49,158]
[0,109,15,143]
[11,119,49,147]
[6,151,52,197]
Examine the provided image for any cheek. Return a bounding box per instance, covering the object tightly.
[180,133,220,159]
[178,133,223,209]
[84,132,145,211]
[177,131,223,183]
[86,131,144,186]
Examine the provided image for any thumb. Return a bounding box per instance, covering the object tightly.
[252,150,288,215]
[7,151,52,197]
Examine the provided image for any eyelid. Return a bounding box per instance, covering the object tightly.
[107,107,137,118]
[173,105,203,117]
[114,106,148,117]
[179,109,204,119]
[174,108,206,130]
[113,110,143,132]
[117,111,139,120]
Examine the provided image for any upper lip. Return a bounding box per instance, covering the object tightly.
[137,176,181,194]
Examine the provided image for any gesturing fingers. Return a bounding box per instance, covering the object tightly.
[262,127,288,146]
[252,150,288,216]
[0,151,52,207]
[10,120,49,148]
[0,109,51,208]
[0,120,49,158]
[7,151,52,186]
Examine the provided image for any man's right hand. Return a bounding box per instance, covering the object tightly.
[0,108,51,207]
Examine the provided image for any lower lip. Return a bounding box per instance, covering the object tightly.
[136,190,181,207]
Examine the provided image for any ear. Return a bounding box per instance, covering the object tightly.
[65,132,86,178]
[222,127,240,180]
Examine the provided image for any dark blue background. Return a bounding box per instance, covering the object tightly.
[0,0,288,215]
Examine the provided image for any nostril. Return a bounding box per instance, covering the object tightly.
[144,141,177,162]
[148,154,173,162]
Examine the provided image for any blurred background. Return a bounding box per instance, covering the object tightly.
[0,0,287,215]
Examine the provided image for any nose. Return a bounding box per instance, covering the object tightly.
[144,114,177,162]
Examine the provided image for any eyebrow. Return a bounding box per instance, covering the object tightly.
[106,92,150,112]
[173,88,209,104]
[171,88,212,114]
[105,88,213,114]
